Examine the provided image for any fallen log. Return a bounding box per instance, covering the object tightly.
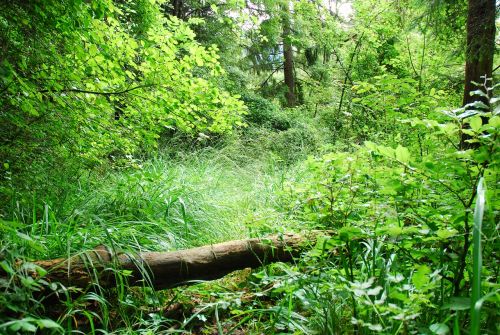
[25,232,321,290]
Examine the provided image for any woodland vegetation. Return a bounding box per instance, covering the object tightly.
[0,0,498,334]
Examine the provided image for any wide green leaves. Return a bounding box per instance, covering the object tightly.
[0,0,246,204]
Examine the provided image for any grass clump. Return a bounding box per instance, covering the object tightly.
[0,142,304,333]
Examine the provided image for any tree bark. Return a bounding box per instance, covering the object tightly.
[463,0,496,106]
[461,0,496,148]
[17,233,318,290]
[282,4,297,107]
[165,0,185,19]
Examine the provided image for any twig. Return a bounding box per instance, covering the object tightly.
[39,84,157,95]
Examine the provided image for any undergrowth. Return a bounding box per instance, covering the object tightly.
[0,138,306,333]
[1,92,498,334]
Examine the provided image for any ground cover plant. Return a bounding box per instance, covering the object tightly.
[0,0,498,334]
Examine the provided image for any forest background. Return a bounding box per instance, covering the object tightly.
[0,0,498,334]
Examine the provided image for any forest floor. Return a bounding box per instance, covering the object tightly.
[62,144,312,334]
[3,133,318,334]
[4,112,497,334]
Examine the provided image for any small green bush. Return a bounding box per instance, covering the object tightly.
[241,93,291,131]
[270,123,319,163]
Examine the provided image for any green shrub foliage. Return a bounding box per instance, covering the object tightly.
[0,0,245,202]
[241,93,291,131]
[281,93,499,333]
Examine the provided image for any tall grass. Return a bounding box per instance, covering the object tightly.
[4,146,297,255]
[471,177,486,335]
[1,143,305,333]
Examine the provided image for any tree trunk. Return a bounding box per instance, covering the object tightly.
[282,4,297,107]
[15,233,320,290]
[166,0,185,19]
[463,0,495,106]
[461,0,496,148]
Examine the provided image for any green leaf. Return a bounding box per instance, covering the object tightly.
[395,145,410,163]
[36,319,62,329]
[430,323,450,335]
[389,291,407,302]
[378,225,403,237]
[436,229,457,239]
[378,145,395,158]
[441,297,470,311]
[21,262,47,276]
[20,100,38,116]
[469,89,488,98]
[364,141,378,152]
[88,44,99,57]
[412,265,431,289]
[195,57,204,67]
[488,115,499,127]
[367,286,383,296]
[15,232,45,253]
[9,319,37,332]
[339,226,364,241]
[0,261,14,275]
[469,116,482,132]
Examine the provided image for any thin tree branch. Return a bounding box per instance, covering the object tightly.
[259,64,284,88]
[39,84,157,96]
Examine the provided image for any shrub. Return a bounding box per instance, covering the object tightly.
[0,0,246,216]
[270,123,319,163]
[241,93,291,131]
